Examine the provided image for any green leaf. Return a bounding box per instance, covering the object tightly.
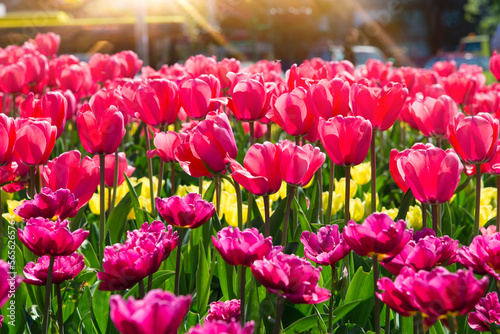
[307,180,321,227]
[203,180,216,202]
[216,252,236,300]
[266,196,288,242]
[70,205,88,231]
[429,320,446,334]
[196,243,210,316]
[91,288,111,334]
[80,240,100,270]
[124,271,175,298]
[344,267,375,327]
[395,189,414,221]
[106,184,142,244]
[124,174,145,226]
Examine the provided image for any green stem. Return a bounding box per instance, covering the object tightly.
[497,176,500,231]
[234,181,244,230]
[171,162,176,196]
[474,165,482,236]
[317,169,323,224]
[264,195,270,237]
[281,185,296,247]
[56,284,64,334]
[422,204,427,229]
[385,301,390,334]
[157,159,165,200]
[414,313,424,334]
[138,280,145,299]
[373,255,380,334]
[239,266,247,327]
[249,121,255,146]
[432,204,439,235]
[145,126,156,213]
[107,187,111,218]
[41,255,55,334]
[371,132,377,213]
[266,123,272,142]
[215,177,221,216]
[99,154,106,266]
[447,315,455,334]
[29,166,36,198]
[147,273,153,292]
[325,162,335,222]
[198,176,203,196]
[272,295,285,334]
[345,166,351,224]
[174,228,185,295]
[110,152,119,213]
[37,165,42,193]
[247,193,253,227]
[328,264,338,333]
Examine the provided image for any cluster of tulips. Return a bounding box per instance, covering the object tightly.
[4,31,500,334]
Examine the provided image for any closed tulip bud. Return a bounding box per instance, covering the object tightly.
[115,50,143,78]
[135,79,180,127]
[351,162,371,185]
[447,112,499,165]
[305,78,350,120]
[110,290,191,334]
[269,88,315,136]
[77,103,125,155]
[56,63,86,96]
[33,32,60,58]
[20,53,48,84]
[89,53,123,83]
[23,252,85,286]
[0,114,16,166]
[0,63,26,94]
[227,78,268,121]
[390,143,435,193]
[147,131,185,163]
[410,95,458,138]
[21,91,67,138]
[444,72,477,105]
[432,60,457,77]
[279,140,325,187]
[318,115,372,166]
[14,118,57,166]
[179,75,221,120]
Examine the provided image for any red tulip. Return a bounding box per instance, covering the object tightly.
[447,112,499,165]
[279,140,325,187]
[227,78,268,121]
[184,54,217,77]
[0,63,26,94]
[306,78,350,120]
[318,115,372,166]
[114,79,143,118]
[56,63,87,97]
[227,141,282,196]
[217,58,240,89]
[410,95,458,138]
[174,135,213,178]
[135,79,180,127]
[33,32,60,58]
[398,146,463,204]
[115,50,143,78]
[20,91,67,138]
[14,118,57,166]
[77,103,125,155]
[23,252,85,286]
[92,152,135,188]
[432,60,456,77]
[42,150,100,210]
[179,75,221,120]
[0,114,16,166]
[444,72,476,105]
[269,88,315,136]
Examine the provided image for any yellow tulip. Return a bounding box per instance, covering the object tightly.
[363,192,379,213]
[406,205,423,230]
[269,181,288,202]
[3,200,24,223]
[350,198,365,222]
[351,162,371,185]
[481,187,497,207]
[335,178,357,201]
[322,191,343,217]
[479,205,496,227]
[381,207,398,220]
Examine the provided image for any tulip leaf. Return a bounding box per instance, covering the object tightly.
[344,267,374,327]
[216,252,236,300]
[196,242,210,317]
[124,174,145,226]
[283,300,362,334]
[124,270,175,298]
[203,180,216,202]
[429,320,446,334]
[267,196,288,242]
[211,211,223,232]
[395,189,414,221]
[105,186,137,244]
[70,204,88,231]
[183,311,200,333]
[334,323,366,333]
[91,289,111,334]
[306,180,321,228]
[79,240,100,270]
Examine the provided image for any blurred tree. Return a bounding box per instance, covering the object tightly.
[464,0,500,35]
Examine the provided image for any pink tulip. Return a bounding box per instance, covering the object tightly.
[344,213,412,262]
[114,79,143,118]
[390,143,436,193]
[444,72,476,105]
[89,53,123,83]
[398,146,463,204]
[135,79,180,127]
[227,78,268,121]
[20,53,48,85]
[14,187,78,221]
[0,63,26,94]
[33,32,60,58]
[17,218,89,256]
[269,88,315,136]
[376,266,418,317]
[20,91,67,138]
[179,75,221,120]
[350,81,408,131]
[56,63,86,97]
[184,54,217,77]
[115,50,143,78]
[187,320,254,334]
[189,111,237,173]
[110,289,191,334]
[279,140,325,187]
[77,103,125,155]
[432,60,457,77]
[147,131,184,163]
[305,78,350,120]
[14,118,57,166]
[0,114,16,166]
[156,193,215,229]
[212,227,282,267]
[174,136,213,178]
[23,252,85,286]
[92,153,135,188]
[227,141,282,196]
[458,229,500,279]
[318,115,372,166]
[251,252,330,304]
[447,112,499,165]
[205,299,241,323]
[217,58,240,89]
[410,95,458,138]
[300,225,351,267]
[468,292,500,332]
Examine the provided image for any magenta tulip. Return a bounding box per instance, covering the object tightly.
[0,114,16,166]
[156,193,215,229]
[300,225,351,267]
[269,88,315,136]
[205,299,241,323]
[444,72,477,105]
[20,91,67,138]
[23,252,85,286]
[468,292,500,331]
[305,78,350,120]
[187,320,254,334]
[410,95,458,138]
[279,140,325,187]
[179,75,221,120]
[33,32,60,58]
[147,131,185,163]
[134,79,180,127]
[376,266,418,317]
[14,187,78,221]
[227,77,268,121]
[14,118,57,166]
[0,63,26,94]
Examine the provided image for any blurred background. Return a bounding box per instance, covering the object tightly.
[0,0,498,70]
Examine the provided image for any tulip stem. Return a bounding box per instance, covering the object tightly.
[37,165,42,192]
[325,162,335,222]
[145,126,156,213]
[435,137,441,149]
[198,176,203,196]
[41,255,55,334]
[432,204,439,235]
[56,284,64,334]
[345,166,351,224]
[272,295,285,334]
[266,124,272,142]
[281,185,296,247]
[99,154,106,266]
[371,132,377,213]
[147,273,153,292]
[0,188,3,249]
[234,181,244,230]
[107,188,111,217]
[239,266,247,327]
[385,301,390,334]
[174,228,185,295]
[138,280,145,299]
[317,169,323,224]
[497,176,500,231]
[157,159,165,200]
[414,313,424,334]
[373,255,380,334]
[215,177,221,216]
[29,166,36,198]
[247,193,253,227]
[110,152,119,214]
[328,264,338,334]
[170,162,176,196]
[447,315,455,334]
[474,165,482,236]
[264,195,270,237]
[422,204,427,229]
[249,121,255,146]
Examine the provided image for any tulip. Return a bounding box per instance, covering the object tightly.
[468,292,500,332]
[77,103,125,155]
[187,320,254,334]
[184,54,217,77]
[42,150,100,210]
[0,63,26,94]
[305,78,350,120]
[89,53,123,83]
[55,63,86,97]
[410,95,458,139]
[174,136,213,178]
[156,193,215,229]
[0,259,22,308]
[110,289,191,334]
[279,140,325,187]
[227,77,268,121]
[115,50,143,78]
[205,299,241,323]
[147,131,184,163]
[33,32,60,58]
[242,121,267,139]
[134,79,180,127]
[318,115,372,166]
[92,153,134,188]
[0,114,16,166]
[269,88,315,136]
[15,118,57,167]
[14,187,78,221]
[20,53,48,85]
[376,266,418,317]
[20,91,67,138]
[17,217,89,257]
[23,252,85,286]
[458,230,500,279]
[179,75,221,120]
[300,225,351,267]
[444,72,476,106]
